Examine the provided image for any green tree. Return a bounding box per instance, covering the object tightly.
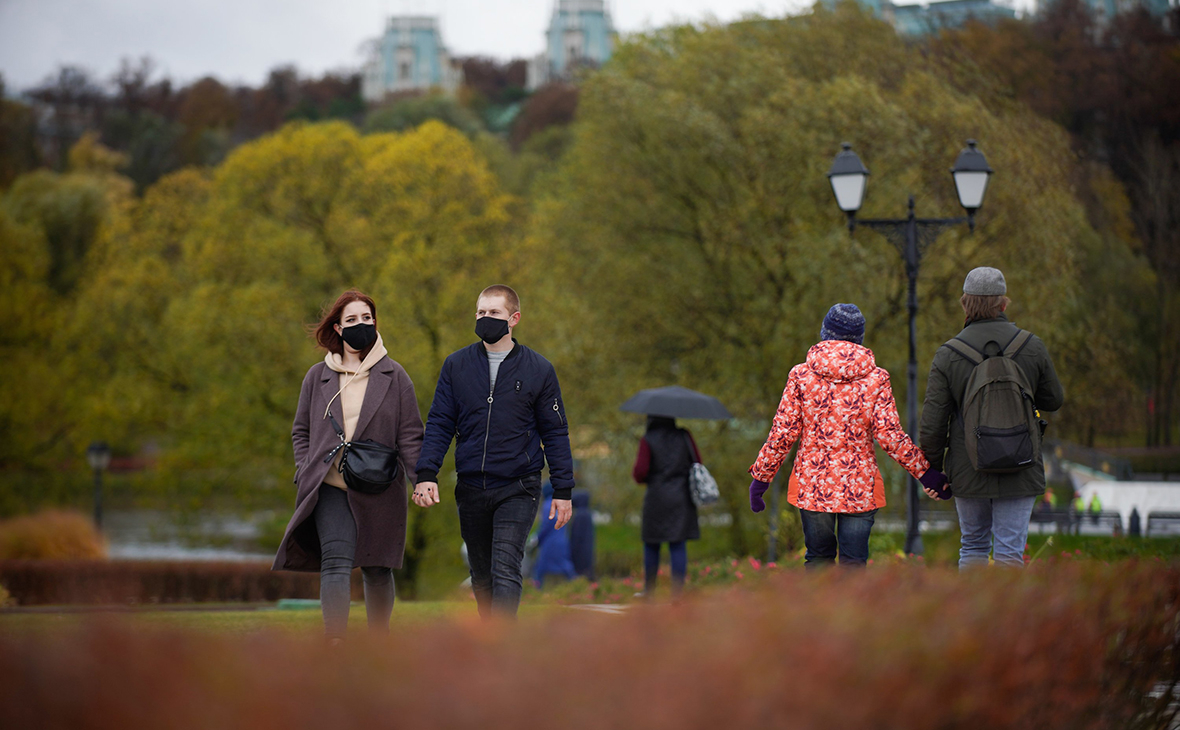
[56,120,517,592]
[0,76,42,190]
[0,136,134,487]
[528,3,1135,551]
[2,134,131,296]
[364,93,485,137]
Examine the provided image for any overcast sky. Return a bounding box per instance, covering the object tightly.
[0,0,807,92]
[0,0,1036,93]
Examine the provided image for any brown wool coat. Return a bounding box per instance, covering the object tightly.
[272,357,424,572]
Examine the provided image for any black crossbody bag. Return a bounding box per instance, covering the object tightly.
[322,409,400,494]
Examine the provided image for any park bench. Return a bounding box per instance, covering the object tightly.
[1146,511,1180,537]
[1029,509,1073,534]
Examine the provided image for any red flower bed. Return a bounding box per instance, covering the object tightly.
[1,560,1177,729]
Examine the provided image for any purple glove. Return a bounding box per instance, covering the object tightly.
[919,469,952,500]
[749,479,770,513]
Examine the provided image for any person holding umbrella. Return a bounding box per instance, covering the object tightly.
[624,386,731,597]
[747,304,949,567]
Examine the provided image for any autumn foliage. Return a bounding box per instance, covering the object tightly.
[1,561,1177,730]
[0,510,105,560]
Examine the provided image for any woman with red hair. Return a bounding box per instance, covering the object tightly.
[272,290,424,643]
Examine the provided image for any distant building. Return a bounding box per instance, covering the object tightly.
[1037,0,1172,28]
[827,0,1017,34]
[888,0,1017,34]
[361,16,463,102]
[527,0,617,90]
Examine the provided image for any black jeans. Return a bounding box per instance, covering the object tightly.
[312,485,396,639]
[799,508,878,568]
[456,473,541,619]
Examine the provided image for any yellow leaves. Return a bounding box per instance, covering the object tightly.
[34,117,521,469]
[344,121,519,379]
[215,121,362,215]
[348,120,512,254]
[0,206,49,314]
[67,131,129,175]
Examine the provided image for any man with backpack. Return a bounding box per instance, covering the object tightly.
[919,267,1064,568]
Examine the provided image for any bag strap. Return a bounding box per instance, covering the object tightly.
[323,409,348,465]
[942,337,985,366]
[327,409,346,440]
[1003,329,1033,359]
[682,431,700,465]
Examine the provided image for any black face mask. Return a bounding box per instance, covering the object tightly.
[475,316,510,344]
[340,322,377,351]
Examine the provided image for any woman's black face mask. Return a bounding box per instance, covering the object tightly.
[341,322,377,351]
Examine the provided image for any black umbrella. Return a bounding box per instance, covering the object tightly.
[619,385,733,420]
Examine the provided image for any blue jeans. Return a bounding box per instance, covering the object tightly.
[955,496,1036,569]
[799,509,878,567]
[643,541,687,595]
[456,474,542,619]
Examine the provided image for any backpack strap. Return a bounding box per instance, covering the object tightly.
[1003,329,1033,359]
[942,337,985,366]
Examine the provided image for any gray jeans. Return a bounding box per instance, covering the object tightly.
[313,484,396,639]
[955,495,1037,569]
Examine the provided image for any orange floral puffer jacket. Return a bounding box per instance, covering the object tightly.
[749,340,930,513]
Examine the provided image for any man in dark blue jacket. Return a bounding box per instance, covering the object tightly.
[412,285,574,618]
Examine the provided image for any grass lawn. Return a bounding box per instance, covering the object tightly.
[0,600,560,636]
[596,520,1180,571]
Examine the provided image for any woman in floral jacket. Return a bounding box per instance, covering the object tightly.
[748,303,948,567]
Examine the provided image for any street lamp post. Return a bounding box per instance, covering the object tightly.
[827,140,993,556]
[86,441,111,530]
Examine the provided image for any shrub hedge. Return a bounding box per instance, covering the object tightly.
[0,561,1176,730]
[0,560,355,605]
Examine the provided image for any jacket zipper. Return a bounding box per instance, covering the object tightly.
[481,386,494,488]
[553,398,564,425]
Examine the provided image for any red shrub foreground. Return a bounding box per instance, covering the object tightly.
[0,560,338,605]
[1,561,1177,730]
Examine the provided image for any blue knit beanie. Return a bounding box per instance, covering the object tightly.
[820,303,866,345]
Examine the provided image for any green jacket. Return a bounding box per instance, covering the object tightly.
[919,314,1065,499]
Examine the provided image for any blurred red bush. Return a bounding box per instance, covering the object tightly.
[0,510,106,560]
[0,560,1176,729]
[0,560,342,605]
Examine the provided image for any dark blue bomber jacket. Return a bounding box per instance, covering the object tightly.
[414,340,575,499]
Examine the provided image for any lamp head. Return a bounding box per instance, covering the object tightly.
[86,441,111,472]
[827,142,870,219]
[951,139,993,216]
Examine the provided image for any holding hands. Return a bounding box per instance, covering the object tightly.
[748,471,950,510]
[412,481,440,508]
[919,470,952,500]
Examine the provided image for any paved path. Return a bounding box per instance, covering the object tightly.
[564,604,631,615]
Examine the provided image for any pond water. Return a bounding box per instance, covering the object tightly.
[102,509,280,561]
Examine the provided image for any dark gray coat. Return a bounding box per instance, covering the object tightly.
[272,357,424,572]
[919,314,1065,499]
[637,418,700,543]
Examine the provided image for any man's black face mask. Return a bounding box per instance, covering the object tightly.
[475,316,510,344]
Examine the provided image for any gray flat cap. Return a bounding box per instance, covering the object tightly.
[963,266,1006,296]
